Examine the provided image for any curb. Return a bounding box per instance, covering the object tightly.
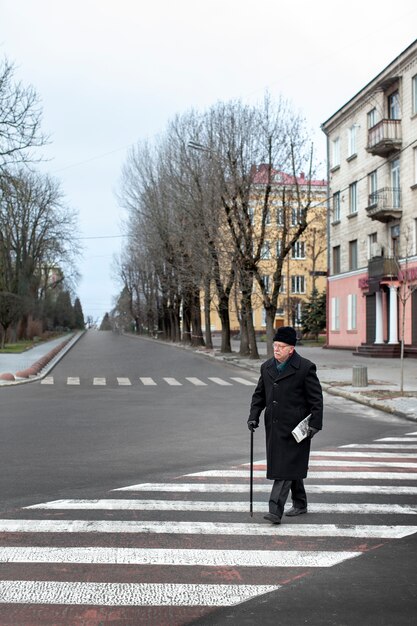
[0,331,86,387]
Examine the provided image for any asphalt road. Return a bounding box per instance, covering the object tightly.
[0,330,416,625]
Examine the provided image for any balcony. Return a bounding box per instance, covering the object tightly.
[366,119,402,157]
[368,256,399,279]
[365,187,402,223]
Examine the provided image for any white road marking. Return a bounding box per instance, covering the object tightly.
[341,444,417,450]
[375,438,417,442]
[0,546,360,568]
[208,377,232,386]
[186,377,207,386]
[230,377,255,386]
[0,580,279,607]
[117,377,131,386]
[139,377,157,385]
[93,377,106,385]
[114,482,417,495]
[187,470,417,480]
[308,460,417,468]
[245,452,417,465]
[163,377,182,386]
[67,377,80,385]
[0,519,415,538]
[40,376,54,385]
[25,500,417,515]
[311,451,417,459]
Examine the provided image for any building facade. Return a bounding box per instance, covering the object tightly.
[322,39,417,356]
[208,167,327,333]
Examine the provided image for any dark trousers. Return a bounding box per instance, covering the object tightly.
[269,479,307,518]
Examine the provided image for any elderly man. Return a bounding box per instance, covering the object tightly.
[247,326,323,524]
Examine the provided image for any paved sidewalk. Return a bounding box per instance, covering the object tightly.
[0,332,83,386]
[198,336,417,422]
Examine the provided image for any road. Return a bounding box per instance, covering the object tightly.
[0,330,416,625]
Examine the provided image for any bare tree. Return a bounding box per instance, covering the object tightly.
[396,227,417,393]
[0,58,48,170]
[0,168,80,337]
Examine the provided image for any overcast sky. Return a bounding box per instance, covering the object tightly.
[1,1,417,323]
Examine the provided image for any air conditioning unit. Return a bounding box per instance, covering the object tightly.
[371,242,382,258]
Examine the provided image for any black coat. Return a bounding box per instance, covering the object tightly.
[248,351,323,480]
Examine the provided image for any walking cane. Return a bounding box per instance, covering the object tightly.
[249,425,254,517]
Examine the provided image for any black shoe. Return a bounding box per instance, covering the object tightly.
[285,507,307,517]
[263,513,281,524]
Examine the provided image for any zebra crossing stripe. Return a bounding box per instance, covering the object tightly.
[341,444,417,450]
[117,377,131,386]
[310,451,417,459]
[0,547,360,568]
[0,519,415,538]
[230,377,255,386]
[0,580,279,607]
[114,482,417,495]
[25,500,417,515]
[186,377,207,386]
[208,377,232,386]
[67,377,80,385]
[375,438,417,442]
[140,377,157,385]
[187,470,417,480]
[93,377,106,385]
[40,376,54,385]
[163,377,182,386]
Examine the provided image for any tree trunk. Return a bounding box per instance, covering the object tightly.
[218,294,232,353]
[203,283,213,350]
[265,303,277,358]
[191,288,205,347]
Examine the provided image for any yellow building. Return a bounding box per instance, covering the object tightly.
[208,167,328,333]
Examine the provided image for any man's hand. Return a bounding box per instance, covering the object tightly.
[308,426,319,438]
[248,420,259,431]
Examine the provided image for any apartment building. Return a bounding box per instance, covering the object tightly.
[209,166,327,333]
[322,39,417,356]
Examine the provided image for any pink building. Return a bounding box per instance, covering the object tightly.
[322,39,417,357]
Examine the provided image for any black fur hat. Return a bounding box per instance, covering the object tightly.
[273,326,297,346]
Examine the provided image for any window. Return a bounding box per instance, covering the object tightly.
[390,224,400,257]
[332,245,341,274]
[388,90,400,120]
[291,207,303,226]
[291,275,305,294]
[414,147,417,185]
[349,239,358,270]
[368,170,378,205]
[280,275,286,293]
[413,75,417,116]
[368,232,378,259]
[331,297,340,331]
[349,182,358,215]
[331,137,340,168]
[332,192,341,222]
[414,218,417,255]
[391,158,400,208]
[292,241,305,259]
[276,240,282,257]
[248,205,254,224]
[347,294,357,331]
[262,275,270,293]
[348,125,357,157]
[277,207,284,226]
[367,108,377,128]
[261,241,271,259]
[265,210,271,226]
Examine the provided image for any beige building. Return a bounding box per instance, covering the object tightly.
[322,39,417,356]
[209,167,328,333]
